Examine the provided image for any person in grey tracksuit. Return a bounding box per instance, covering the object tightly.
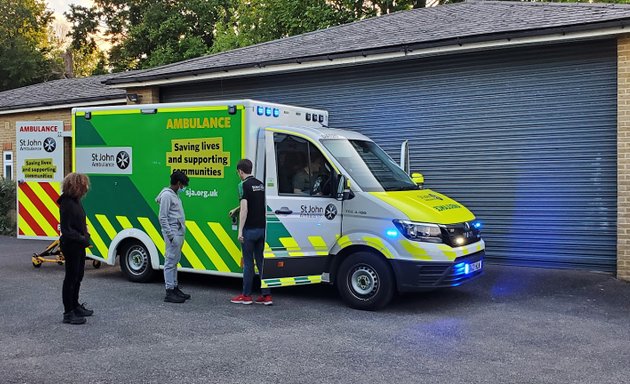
[156,171,190,303]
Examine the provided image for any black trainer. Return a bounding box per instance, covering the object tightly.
[75,303,94,317]
[63,310,86,325]
[164,289,186,303]
[174,286,191,300]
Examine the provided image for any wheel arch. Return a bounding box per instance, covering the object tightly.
[109,228,160,270]
[328,244,393,286]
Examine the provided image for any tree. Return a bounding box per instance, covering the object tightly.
[66,0,231,72]
[211,0,427,52]
[0,0,63,91]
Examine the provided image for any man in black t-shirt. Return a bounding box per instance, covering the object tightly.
[230,159,272,305]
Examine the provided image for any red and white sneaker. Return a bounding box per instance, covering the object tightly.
[255,295,273,306]
[230,294,253,304]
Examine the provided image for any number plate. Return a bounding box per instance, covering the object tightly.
[469,260,482,272]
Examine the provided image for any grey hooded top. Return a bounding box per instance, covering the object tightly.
[155,187,186,240]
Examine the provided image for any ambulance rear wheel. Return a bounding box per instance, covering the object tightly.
[120,241,154,283]
[337,251,395,310]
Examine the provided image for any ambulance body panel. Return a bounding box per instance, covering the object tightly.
[72,99,484,310]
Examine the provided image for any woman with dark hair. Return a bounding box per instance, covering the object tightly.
[57,172,93,325]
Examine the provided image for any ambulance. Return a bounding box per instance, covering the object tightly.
[72,99,484,310]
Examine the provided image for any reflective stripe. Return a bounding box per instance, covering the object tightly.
[137,217,165,255]
[308,236,329,256]
[362,236,395,259]
[279,237,304,256]
[262,274,322,288]
[264,242,275,258]
[95,214,117,240]
[208,222,241,266]
[400,240,432,261]
[116,216,134,229]
[86,217,108,258]
[19,187,57,237]
[187,221,229,272]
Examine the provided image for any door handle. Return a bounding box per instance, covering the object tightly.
[274,207,293,215]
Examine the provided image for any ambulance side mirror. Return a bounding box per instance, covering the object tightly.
[411,172,424,187]
[336,175,353,201]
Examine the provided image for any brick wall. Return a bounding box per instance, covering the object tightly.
[0,109,72,180]
[126,87,160,104]
[618,36,630,282]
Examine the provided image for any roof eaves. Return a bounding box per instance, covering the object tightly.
[107,18,630,86]
[0,95,126,113]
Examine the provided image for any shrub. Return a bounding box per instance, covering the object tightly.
[0,178,17,236]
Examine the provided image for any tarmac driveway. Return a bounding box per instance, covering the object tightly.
[0,236,628,384]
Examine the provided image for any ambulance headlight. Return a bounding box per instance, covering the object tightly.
[393,220,443,243]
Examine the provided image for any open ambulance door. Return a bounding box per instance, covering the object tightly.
[261,129,342,289]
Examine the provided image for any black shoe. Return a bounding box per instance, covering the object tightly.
[75,303,94,317]
[174,286,191,300]
[164,289,186,303]
[63,310,86,325]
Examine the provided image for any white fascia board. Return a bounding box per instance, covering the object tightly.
[0,98,127,116]
[109,27,629,89]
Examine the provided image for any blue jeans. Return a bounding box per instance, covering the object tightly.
[242,228,270,296]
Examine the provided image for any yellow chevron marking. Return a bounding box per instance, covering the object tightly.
[180,239,206,270]
[137,217,165,255]
[337,235,352,248]
[363,236,395,259]
[116,216,134,229]
[95,214,117,240]
[279,237,304,257]
[208,222,241,266]
[19,193,57,237]
[400,240,432,261]
[86,217,108,259]
[187,221,228,272]
[30,182,60,222]
[308,236,329,256]
[264,242,275,258]
[261,275,323,288]
[18,216,36,236]
[437,244,457,260]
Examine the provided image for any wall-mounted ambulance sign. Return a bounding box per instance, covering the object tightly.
[16,121,64,240]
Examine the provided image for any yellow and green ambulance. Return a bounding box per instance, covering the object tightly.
[73,100,484,310]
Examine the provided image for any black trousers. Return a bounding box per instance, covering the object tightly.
[61,241,86,313]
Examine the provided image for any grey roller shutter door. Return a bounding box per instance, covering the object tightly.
[162,40,617,272]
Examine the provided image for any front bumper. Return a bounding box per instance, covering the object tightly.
[391,251,484,292]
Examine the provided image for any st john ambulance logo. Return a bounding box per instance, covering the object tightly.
[324,204,337,220]
[43,137,56,152]
[116,151,130,169]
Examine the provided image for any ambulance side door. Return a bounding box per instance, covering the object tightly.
[262,130,342,286]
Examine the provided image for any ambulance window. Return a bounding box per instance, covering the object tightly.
[274,133,332,197]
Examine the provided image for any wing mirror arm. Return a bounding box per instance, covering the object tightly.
[336,175,354,201]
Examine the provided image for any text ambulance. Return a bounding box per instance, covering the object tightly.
[73,100,484,310]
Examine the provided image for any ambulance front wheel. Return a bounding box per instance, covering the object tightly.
[337,251,395,310]
[120,241,155,283]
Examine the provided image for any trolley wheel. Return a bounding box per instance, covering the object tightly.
[57,261,64,265]
[32,260,42,268]
[336,251,395,311]
[92,260,102,269]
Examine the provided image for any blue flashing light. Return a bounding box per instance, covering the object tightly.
[273,108,280,118]
[256,106,264,116]
[473,221,482,229]
[386,229,398,238]
[454,262,465,269]
[464,264,470,275]
[265,107,272,117]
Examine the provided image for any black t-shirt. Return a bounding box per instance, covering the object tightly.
[241,176,266,229]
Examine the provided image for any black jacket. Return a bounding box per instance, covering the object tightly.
[57,194,90,247]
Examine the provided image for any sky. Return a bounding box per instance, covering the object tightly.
[47,0,93,20]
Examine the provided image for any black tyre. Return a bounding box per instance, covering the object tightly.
[120,240,155,282]
[336,251,395,310]
[92,260,101,269]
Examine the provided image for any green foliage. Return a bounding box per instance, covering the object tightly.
[0,178,16,236]
[0,0,63,91]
